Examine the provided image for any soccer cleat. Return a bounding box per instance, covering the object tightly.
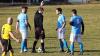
[24,49,27,52]
[69,52,74,56]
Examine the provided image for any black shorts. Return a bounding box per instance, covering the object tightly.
[1,39,12,52]
[35,28,45,39]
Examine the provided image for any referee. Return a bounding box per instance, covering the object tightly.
[32,1,45,53]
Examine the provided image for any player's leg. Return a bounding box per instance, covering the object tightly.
[8,39,14,56]
[1,52,6,56]
[69,33,75,55]
[1,39,8,56]
[32,39,38,53]
[59,39,64,52]
[63,39,70,53]
[40,39,45,52]
[24,39,27,52]
[57,29,64,52]
[9,50,13,56]
[61,29,70,52]
[0,39,4,51]
[23,30,28,52]
[20,39,24,53]
[70,42,74,55]
[20,30,25,53]
[21,39,27,52]
[32,30,39,53]
[40,30,45,52]
[77,34,84,55]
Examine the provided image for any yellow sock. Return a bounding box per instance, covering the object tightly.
[10,51,13,56]
[1,52,6,56]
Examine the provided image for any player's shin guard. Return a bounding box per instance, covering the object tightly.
[1,52,6,56]
[78,42,83,52]
[70,43,74,54]
[10,51,13,56]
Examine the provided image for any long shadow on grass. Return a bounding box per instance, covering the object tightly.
[30,37,57,40]
[46,37,57,39]
[46,37,57,40]
[74,50,100,52]
[84,50,100,52]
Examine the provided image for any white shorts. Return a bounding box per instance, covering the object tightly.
[70,33,82,43]
[57,28,66,39]
[20,30,28,40]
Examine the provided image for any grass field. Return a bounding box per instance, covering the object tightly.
[0,4,100,56]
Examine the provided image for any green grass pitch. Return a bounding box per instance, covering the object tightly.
[0,4,100,56]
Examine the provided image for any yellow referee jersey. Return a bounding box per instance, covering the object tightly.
[1,24,12,40]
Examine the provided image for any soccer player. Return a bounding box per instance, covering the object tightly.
[1,17,19,56]
[56,8,70,52]
[69,9,84,55]
[32,1,45,53]
[16,6,31,53]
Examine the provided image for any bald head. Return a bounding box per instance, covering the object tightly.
[7,17,13,25]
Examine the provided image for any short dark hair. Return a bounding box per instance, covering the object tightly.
[21,6,28,9]
[56,8,62,13]
[72,9,77,14]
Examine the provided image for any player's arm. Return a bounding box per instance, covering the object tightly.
[81,20,84,35]
[40,1,44,7]
[70,17,74,26]
[25,19,31,31]
[70,19,74,26]
[70,21,74,26]
[16,20,19,33]
[61,16,66,29]
[61,21,66,30]
[9,32,19,42]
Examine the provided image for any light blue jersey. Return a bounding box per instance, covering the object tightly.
[70,15,83,34]
[57,14,66,29]
[17,13,28,30]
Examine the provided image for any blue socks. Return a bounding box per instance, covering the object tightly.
[21,39,27,51]
[21,40,24,51]
[78,42,83,52]
[70,43,74,53]
[70,42,84,53]
[59,39,69,51]
[63,39,69,48]
[60,40,64,50]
